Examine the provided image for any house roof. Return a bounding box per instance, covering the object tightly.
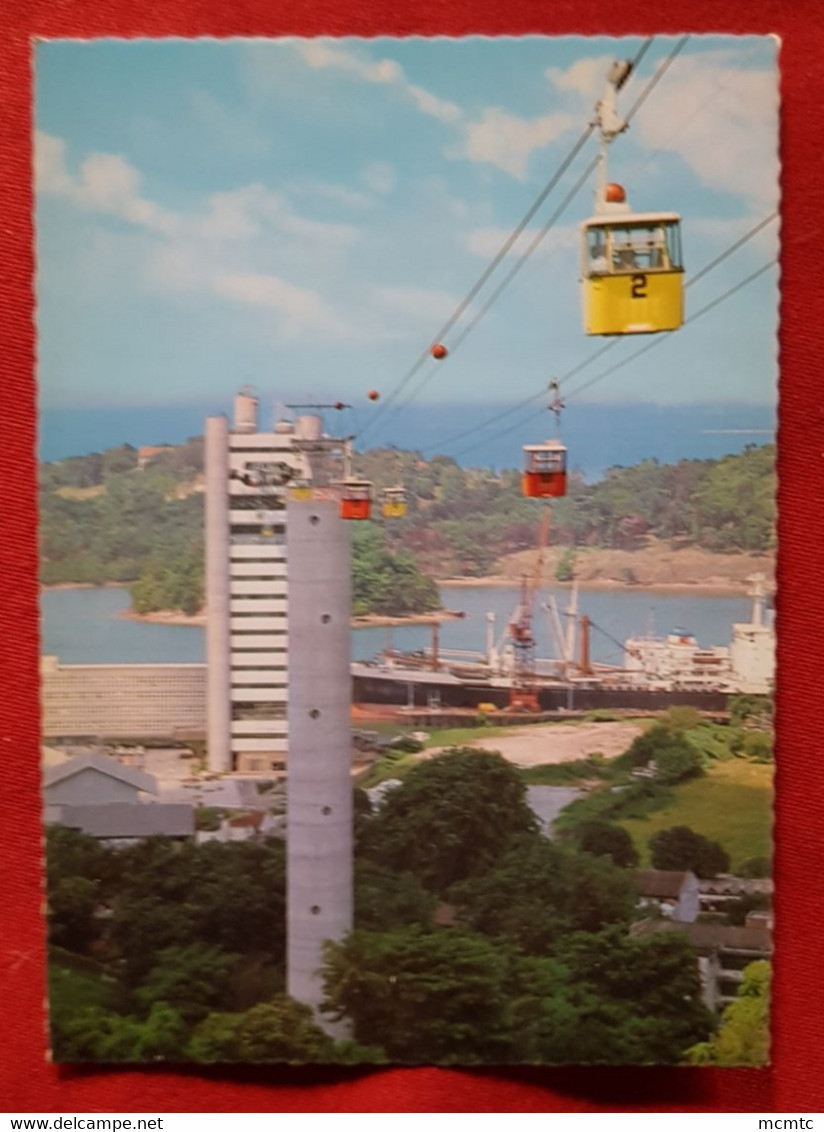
[630,917,772,955]
[56,803,194,839]
[43,753,157,795]
[635,869,695,899]
[698,876,773,896]
[227,811,265,829]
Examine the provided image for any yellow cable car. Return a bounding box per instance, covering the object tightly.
[581,211,683,335]
[338,479,374,521]
[381,486,408,519]
[289,479,313,502]
[522,440,567,499]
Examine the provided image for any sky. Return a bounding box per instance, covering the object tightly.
[35,35,780,465]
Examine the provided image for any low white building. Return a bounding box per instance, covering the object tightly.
[41,655,206,739]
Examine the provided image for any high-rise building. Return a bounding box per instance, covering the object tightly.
[205,390,354,1027]
[204,389,350,773]
[206,390,305,773]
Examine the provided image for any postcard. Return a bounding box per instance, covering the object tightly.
[37,34,777,1065]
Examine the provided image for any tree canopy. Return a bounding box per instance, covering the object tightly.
[358,748,538,894]
[648,825,730,878]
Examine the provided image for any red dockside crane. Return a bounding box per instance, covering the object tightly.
[508,508,551,712]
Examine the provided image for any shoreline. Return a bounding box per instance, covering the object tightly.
[437,577,760,597]
[118,607,468,630]
[44,578,762,629]
[42,581,129,592]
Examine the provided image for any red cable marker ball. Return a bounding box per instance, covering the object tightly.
[367,390,380,401]
[431,343,449,360]
[604,182,626,203]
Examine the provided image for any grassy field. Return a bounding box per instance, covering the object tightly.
[423,724,514,748]
[618,758,774,872]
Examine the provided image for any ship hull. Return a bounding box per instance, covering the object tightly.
[352,670,728,713]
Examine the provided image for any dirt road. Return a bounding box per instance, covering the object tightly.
[428,720,644,768]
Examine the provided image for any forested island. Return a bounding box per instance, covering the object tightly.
[39,440,775,617]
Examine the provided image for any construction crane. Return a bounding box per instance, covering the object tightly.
[507,508,551,711]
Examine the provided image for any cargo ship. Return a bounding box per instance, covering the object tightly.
[351,574,773,714]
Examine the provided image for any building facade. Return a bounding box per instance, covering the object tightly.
[41,655,206,739]
[205,390,344,773]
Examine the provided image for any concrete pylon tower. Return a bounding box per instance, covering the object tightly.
[205,414,232,773]
[286,497,353,1028]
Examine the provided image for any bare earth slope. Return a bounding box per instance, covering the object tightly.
[442,536,775,593]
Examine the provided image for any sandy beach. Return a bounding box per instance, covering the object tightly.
[118,607,467,629]
[438,577,754,597]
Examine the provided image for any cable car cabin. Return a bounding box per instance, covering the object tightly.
[381,486,408,519]
[522,442,567,499]
[289,479,313,502]
[581,213,683,335]
[339,479,374,521]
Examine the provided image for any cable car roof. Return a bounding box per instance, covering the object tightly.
[582,212,681,228]
[523,440,567,452]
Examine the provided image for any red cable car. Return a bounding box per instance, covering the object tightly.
[522,440,567,498]
[338,479,374,520]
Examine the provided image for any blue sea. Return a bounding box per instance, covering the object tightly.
[40,585,753,667]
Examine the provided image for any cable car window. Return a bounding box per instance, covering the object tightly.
[597,222,682,274]
[587,229,609,273]
[610,231,639,272]
[529,450,565,473]
[665,222,683,270]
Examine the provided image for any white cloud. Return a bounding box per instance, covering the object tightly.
[36,132,370,344]
[191,183,358,249]
[407,84,462,123]
[35,132,74,196]
[547,50,778,210]
[457,109,576,179]
[546,54,614,101]
[290,40,461,126]
[294,40,401,84]
[633,54,778,208]
[362,162,395,194]
[212,271,352,339]
[36,131,177,235]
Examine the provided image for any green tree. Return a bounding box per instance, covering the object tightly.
[354,859,438,932]
[134,943,241,1022]
[189,996,333,1062]
[615,722,703,784]
[655,740,704,784]
[51,1003,188,1063]
[359,748,538,894]
[47,876,101,954]
[321,927,512,1063]
[557,927,715,1063]
[688,960,769,1066]
[450,837,636,955]
[649,825,730,878]
[573,821,640,868]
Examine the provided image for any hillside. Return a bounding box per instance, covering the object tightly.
[464,537,775,592]
[39,441,776,614]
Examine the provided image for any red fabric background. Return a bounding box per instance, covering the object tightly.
[1,0,821,1113]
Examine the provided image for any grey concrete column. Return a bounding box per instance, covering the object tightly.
[286,498,352,1031]
[205,415,232,773]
